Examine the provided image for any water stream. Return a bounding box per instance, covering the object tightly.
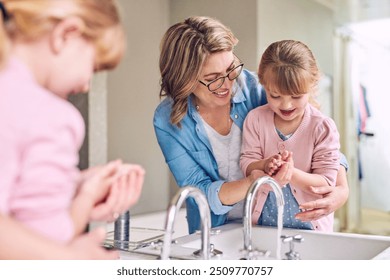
[276,204,284,260]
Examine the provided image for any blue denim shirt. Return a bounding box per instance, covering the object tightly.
[153,70,267,233]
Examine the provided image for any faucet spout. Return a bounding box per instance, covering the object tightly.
[160,186,211,260]
[243,176,285,258]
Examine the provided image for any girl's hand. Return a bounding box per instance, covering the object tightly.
[90,164,145,222]
[264,154,282,176]
[272,151,294,186]
[78,160,122,205]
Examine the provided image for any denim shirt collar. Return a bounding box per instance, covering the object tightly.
[187,96,215,157]
[231,77,248,104]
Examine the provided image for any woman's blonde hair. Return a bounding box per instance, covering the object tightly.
[159,16,238,127]
[258,40,321,108]
[0,0,125,70]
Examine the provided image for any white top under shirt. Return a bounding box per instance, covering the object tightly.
[201,118,245,220]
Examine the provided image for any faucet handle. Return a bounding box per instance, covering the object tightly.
[292,234,304,243]
[195,229,221,235]
[281,234,304,243]
[281,234,304,260]
[281,235,293,243]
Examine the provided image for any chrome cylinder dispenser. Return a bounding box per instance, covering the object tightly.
[114,210,130,250]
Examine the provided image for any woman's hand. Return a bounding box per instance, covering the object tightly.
[296,166,349,221]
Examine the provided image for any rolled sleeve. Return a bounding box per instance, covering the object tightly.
[207,180,233,215]
[339,152,349,171]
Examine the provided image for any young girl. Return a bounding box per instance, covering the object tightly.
[240,40,340,232]
[0,0,145,255]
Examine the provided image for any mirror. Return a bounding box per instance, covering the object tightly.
[81,0,390,236]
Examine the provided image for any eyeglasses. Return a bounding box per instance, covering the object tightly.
[198,60,244,92]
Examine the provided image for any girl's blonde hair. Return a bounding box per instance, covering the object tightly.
[258,40,321,108]
[0,0,125,70]
[159,16,238,127]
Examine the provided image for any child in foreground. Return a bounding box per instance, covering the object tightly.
[0,0,144,259]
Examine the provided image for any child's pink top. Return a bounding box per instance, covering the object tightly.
[240,104,340,231]
[0,57,84,242]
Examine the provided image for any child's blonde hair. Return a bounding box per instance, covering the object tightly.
[258,40,321,109]
[0,0,126,70]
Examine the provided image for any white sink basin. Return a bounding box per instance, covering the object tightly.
[122,223,390,260]
[172,223,390,260]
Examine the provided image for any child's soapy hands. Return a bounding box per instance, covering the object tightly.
[272,151,294,186]
[264,154,283,176]
[78,160,145,222]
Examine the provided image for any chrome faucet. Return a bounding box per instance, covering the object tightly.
[243,176,285,259]
[160,186,211,260]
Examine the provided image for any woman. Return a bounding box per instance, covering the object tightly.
[153,16,348,234]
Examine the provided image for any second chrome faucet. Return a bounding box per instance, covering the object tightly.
[243,176,285,259]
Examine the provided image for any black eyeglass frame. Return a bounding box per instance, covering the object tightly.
[198,55,244,92]
[0,2,10,22]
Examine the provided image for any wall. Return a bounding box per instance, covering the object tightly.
[170,0,258,72]
[106,0,171,214]
[258,0,334,76]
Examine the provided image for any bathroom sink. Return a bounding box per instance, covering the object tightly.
[113,223,390,260]
[172,223,390,260]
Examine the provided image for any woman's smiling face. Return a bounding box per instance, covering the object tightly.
[193,51,238,109]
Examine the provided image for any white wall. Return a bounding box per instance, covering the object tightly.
[107,0,171,214]
[258,0,334,76]
[170,0,259,72]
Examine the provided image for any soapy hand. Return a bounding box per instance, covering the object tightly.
[90,163,145,222]
[272,150,294,186]
[264,154,283,176]
[78,160,145,222]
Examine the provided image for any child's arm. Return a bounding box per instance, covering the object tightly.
[291,168,331,191]
[296,165,349,221]
[291,117,340,192]
[0,214,119,260]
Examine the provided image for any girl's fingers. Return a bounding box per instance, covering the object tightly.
[122,167,144,209]
[90,183,120,222]
[103,164,145,220]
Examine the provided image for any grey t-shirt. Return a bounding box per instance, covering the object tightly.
[201,119,244,220]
